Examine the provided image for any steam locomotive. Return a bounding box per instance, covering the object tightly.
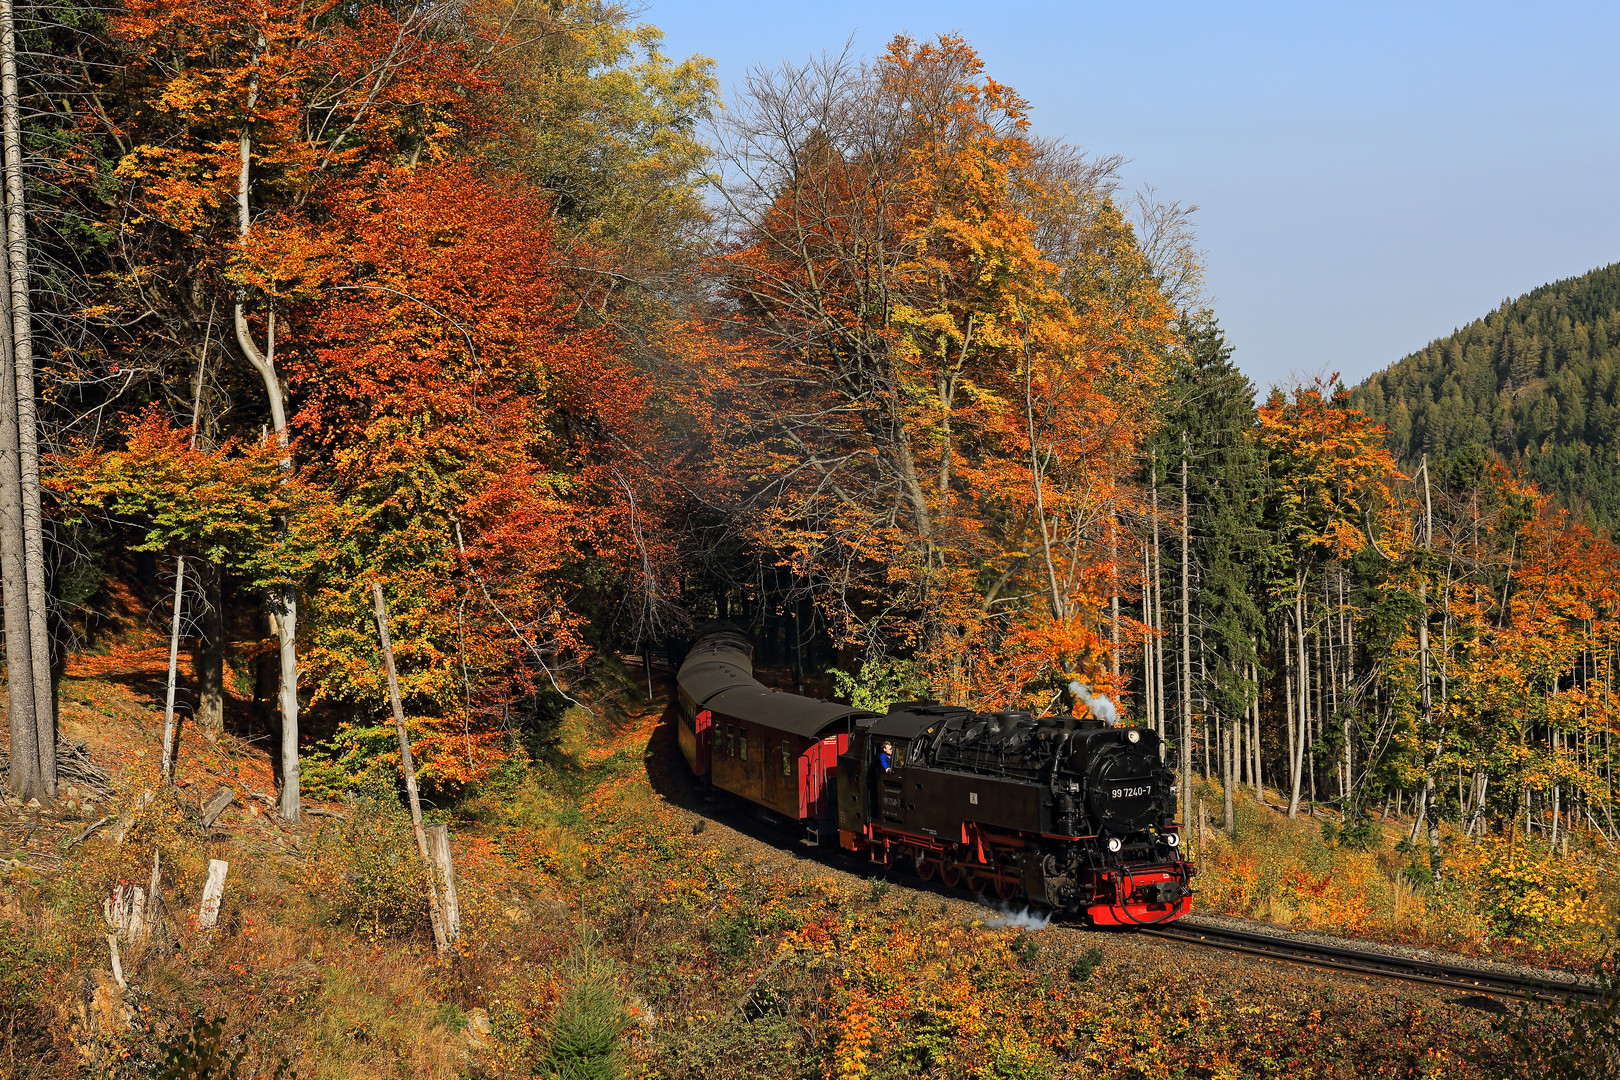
[675,624,1193,925]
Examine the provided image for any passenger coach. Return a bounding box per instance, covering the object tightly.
[676,624,873,842]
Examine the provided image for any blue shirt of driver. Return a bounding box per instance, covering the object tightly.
[878,750,892,771]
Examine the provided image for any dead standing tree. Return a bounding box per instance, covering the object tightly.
[1,0,54,800]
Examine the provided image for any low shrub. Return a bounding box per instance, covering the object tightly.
[304,767,430,936]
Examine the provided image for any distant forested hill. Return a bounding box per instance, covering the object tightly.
[1350,262,1620,527]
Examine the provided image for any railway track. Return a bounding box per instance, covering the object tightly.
[1139,920,1600,1004]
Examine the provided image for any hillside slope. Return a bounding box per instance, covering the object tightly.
[1350,262,1620,525]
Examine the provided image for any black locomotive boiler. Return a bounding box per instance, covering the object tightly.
[676,624,1193,925]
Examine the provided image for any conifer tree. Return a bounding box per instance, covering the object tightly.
[1146,316,1268,821]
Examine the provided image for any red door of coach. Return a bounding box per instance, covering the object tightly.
[695,709,712,775]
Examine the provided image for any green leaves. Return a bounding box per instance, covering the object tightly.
[54,413,343,592]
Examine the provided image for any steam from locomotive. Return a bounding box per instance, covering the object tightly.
[676,623,1193,925]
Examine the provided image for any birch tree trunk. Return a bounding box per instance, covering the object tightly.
[160,557,186,781]
[0,0,50,794]
[236,66,301,822]
[1288,580,1309,819]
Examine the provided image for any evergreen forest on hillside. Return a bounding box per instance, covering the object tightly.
[1351,262,1620,526]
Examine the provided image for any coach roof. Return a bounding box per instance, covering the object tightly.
[703,684,873,738]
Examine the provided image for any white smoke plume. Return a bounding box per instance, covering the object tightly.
[1068,681,1118,726]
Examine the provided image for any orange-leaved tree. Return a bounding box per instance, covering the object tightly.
[708,34,1174,707]
[54,0,501,817]
[280,160,665,788]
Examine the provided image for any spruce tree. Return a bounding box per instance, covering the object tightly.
[1146,315,1269,813]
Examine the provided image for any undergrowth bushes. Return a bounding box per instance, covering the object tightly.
[304,767,430,936]
[1191,780,1617,961]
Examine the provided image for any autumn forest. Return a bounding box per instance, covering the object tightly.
[1,1,1617,1076]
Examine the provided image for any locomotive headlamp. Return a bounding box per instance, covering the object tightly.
[1126,730,1141,744]
[1165,833,1179,848]
[1107,837,1122,853]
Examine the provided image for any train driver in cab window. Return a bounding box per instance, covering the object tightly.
[879,741,895,772]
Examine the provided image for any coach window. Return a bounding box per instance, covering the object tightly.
[740,727,749,761]
[726,725,735,758]
[781,739,792,777]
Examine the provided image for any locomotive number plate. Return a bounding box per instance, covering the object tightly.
[1112,785,1152,799]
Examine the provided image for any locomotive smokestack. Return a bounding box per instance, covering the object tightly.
[1069,680,1118,726]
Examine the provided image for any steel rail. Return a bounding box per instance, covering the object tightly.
[1137,921,1601,1004]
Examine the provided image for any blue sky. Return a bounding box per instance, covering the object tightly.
[648,1,1620,390]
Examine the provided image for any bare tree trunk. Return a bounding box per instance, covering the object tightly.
[0,262,34,798]
[1424,773,1442,880]
[1250,663,1263,802]
[1199,642,1210,782]
[1234,684,1245,788]
[1409,784,1428,844]
[1289,580,1309,819]
[1154,527,1166,738]
[1340,572,1353,803]
[267,585,299,821]
[1312,608,1323,809]
[426,824,461,946]
[1467,769,1488,837]
[187,313,225,741]
[1417,456,1439,876]
[1151,457,1166,739]
[372,583,450,952]
[0,0,49,794]
[1141,543,1154,735]
[160,557,186,781]
[1179,441,1192,818]
[193,564,225,739]
[1224,708,1235,834]
[1284,635,1295,807]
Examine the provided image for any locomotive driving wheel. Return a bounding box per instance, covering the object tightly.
[940,862,964,888]
[916,857,938,882]
[996,876,1019,902]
